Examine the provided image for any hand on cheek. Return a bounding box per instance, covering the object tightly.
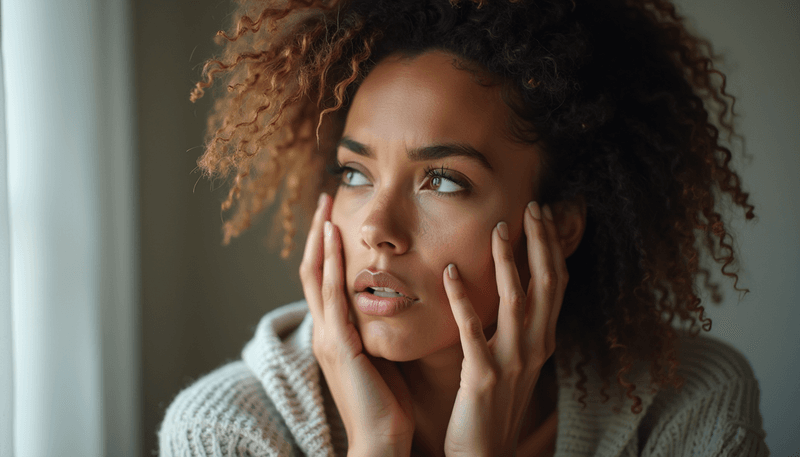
[299,193,415,455]
[441,201,568,457]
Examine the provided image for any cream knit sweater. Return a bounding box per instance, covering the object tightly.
[158,300,769,456]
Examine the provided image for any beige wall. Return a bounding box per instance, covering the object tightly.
[135,0,799,455]
[134,0,304,454]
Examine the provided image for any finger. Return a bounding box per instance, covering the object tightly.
[371,357,413,419]
[322,219,353,341]
[524,201,558,349]
[541,204,568,343]
[492,220,527,361]
[443,264,493,368]
[300,192,330,323]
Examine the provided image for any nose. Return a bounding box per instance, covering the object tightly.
[360,192,410,255]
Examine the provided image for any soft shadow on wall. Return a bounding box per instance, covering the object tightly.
[135,0,800,456]
[134,0,305,455]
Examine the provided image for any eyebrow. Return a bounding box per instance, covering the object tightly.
[338,136,494,172]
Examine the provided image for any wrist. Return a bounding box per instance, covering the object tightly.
[347,439,412,457]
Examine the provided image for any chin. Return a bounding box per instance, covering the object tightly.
[363,344,418,362]
[358,322,420,362]
[357,319,460,362]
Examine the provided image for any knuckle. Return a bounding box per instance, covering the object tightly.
[450,288,470,302]
[480,369,499,390]
[540,270,557,290]
[299,261,321,283]
[505,355,524,378]
[321,282,339,303]
[507,291,527,315]
[529,350,546,368]
[298,263,311,281]
[462,315,485,340]
[498,249,516,264]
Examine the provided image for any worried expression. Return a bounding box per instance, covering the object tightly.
[330,51,542,362]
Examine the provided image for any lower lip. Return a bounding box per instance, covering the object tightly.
[355,291,416,316]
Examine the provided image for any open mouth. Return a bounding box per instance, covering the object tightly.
[364,287,407,298]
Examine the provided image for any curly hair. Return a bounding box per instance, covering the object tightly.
[190,0,754,413]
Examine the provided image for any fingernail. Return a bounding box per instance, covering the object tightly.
[447,263,458,280]
[528,201,541,220]
[496,221,509,241]
[543,205,554,221]
[318,192,327,208]
[324,220,332,238]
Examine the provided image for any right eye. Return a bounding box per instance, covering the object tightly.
[340,166,371,187]
[326,162,372,188]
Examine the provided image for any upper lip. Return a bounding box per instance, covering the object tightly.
[354,269,418,300]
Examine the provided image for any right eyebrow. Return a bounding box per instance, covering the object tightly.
[338,136,494,172]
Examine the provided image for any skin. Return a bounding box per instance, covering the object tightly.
[332,51,541,362]
[301,50,586,456]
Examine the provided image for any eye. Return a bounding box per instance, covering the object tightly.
[327,162,371,188]
[430,175,462,193]
[342,168,370,186]
[424,166,470,196]
[326,161,471,196]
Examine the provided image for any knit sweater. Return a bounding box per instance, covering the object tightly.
[158,300,769,456]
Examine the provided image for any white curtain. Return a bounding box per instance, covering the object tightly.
[0,6,13,455]
[0,0,138,455]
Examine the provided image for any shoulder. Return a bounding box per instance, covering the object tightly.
[158,361,299,457]
[674,331,757,386]
[640,332,769,457]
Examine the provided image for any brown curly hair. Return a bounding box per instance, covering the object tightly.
[190,0,754,412]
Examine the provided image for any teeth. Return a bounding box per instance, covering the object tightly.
[369,287,404,298]
[372,287,397,293]
[374,290,404,298]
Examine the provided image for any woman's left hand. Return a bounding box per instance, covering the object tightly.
[443,201,568,457]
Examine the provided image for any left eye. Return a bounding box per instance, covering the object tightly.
[343,168,370,186]
[332,163,469,195]
[429,175,462,193]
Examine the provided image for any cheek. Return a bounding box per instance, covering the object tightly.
[428,223,499,315]
[464,238,501,321]
[421,218,491,269]
[330,200,359,284]
[331,195,363,244]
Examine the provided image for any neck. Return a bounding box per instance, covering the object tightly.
[398,342,463,457]
[400,321,498,402]
[395,329,558,457]
[397,322,500,456]
[401,344,462,396]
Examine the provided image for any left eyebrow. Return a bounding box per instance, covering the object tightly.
[338,136,494,172]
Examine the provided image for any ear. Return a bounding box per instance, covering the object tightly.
[551,197,586,258]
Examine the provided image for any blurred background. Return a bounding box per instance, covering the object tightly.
[0,0,797,455]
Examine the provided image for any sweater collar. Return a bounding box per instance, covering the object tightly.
[244,300,658,457]
[242,300,335,456]
[554,354,658,456]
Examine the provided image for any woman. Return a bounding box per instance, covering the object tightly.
[159,0,768,455]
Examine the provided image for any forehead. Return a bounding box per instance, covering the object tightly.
[342,51,542,195]
[345,51,511,150]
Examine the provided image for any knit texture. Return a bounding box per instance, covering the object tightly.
[158,300,768,456]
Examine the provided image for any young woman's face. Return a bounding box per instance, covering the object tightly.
[330,51,543,362]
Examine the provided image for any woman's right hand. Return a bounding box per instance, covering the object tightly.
[299,192,415,457]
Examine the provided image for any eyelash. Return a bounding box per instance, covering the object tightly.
[326,162,471,196]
